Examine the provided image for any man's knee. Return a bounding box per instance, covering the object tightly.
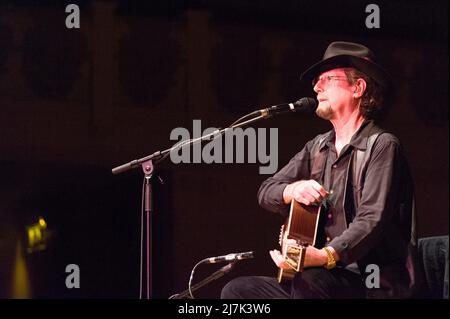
[291,268,329,298]
[221,276,254,299]
[221,276,284,299]
[292,268,365,299]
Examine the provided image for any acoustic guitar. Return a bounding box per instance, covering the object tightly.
[277,199,326,283]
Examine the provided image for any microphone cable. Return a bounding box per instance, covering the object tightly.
[187,258,209,299]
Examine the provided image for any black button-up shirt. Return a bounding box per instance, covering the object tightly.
[322,137,350,244]
[257,120,419,297]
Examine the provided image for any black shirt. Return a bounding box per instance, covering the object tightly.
[257,120,418,298]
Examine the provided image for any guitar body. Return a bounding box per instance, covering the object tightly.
[277,200,326,284]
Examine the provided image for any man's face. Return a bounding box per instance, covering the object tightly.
[312,68,355,120]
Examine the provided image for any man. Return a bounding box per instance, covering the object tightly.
[221,41,419,299]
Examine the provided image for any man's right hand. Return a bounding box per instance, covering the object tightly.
[283,180,329,205]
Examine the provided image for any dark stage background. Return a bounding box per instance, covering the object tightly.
[0,0,448,298]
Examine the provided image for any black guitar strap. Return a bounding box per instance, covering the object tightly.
[309,133,330,184]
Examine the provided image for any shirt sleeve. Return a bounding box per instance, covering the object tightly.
[257,139,314,216]
[329,134,403,265]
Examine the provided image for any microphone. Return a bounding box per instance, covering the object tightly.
[255,97,317,118]
[204,251,255,264]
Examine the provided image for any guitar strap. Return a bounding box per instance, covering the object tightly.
[309,133,330,184]
[309,130,383,201]
[352,132,382,195]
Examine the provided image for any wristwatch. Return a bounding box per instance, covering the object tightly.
[323,246,336,270]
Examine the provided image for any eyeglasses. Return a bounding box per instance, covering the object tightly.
[312,75,356,88]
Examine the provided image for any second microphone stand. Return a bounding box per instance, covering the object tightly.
[169,262,236,299]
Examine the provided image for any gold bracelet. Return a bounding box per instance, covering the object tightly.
[323,246,336,270]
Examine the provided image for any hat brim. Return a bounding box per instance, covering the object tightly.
[300,55,391,89]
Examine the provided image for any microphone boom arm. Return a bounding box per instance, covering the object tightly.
[111,114,267,175]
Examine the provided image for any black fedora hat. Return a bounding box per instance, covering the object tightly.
[300,41,391,89]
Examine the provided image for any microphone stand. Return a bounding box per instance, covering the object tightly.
[111,114,266,299]
[169,262,236,299]
[142,160,153,299]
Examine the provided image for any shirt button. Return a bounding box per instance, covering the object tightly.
[329,190,334,195]
[332,164,337,169]
[326,237,331,242]
[327,213,332,219]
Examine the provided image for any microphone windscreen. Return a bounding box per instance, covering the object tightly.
[294,97,317,113]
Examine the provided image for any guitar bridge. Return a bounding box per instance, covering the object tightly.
[285,244,307,272]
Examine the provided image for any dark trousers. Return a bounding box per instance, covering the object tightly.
[221,267,366,299]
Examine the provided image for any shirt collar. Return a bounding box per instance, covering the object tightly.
[349,119,375,150]
[319,119,375,152]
